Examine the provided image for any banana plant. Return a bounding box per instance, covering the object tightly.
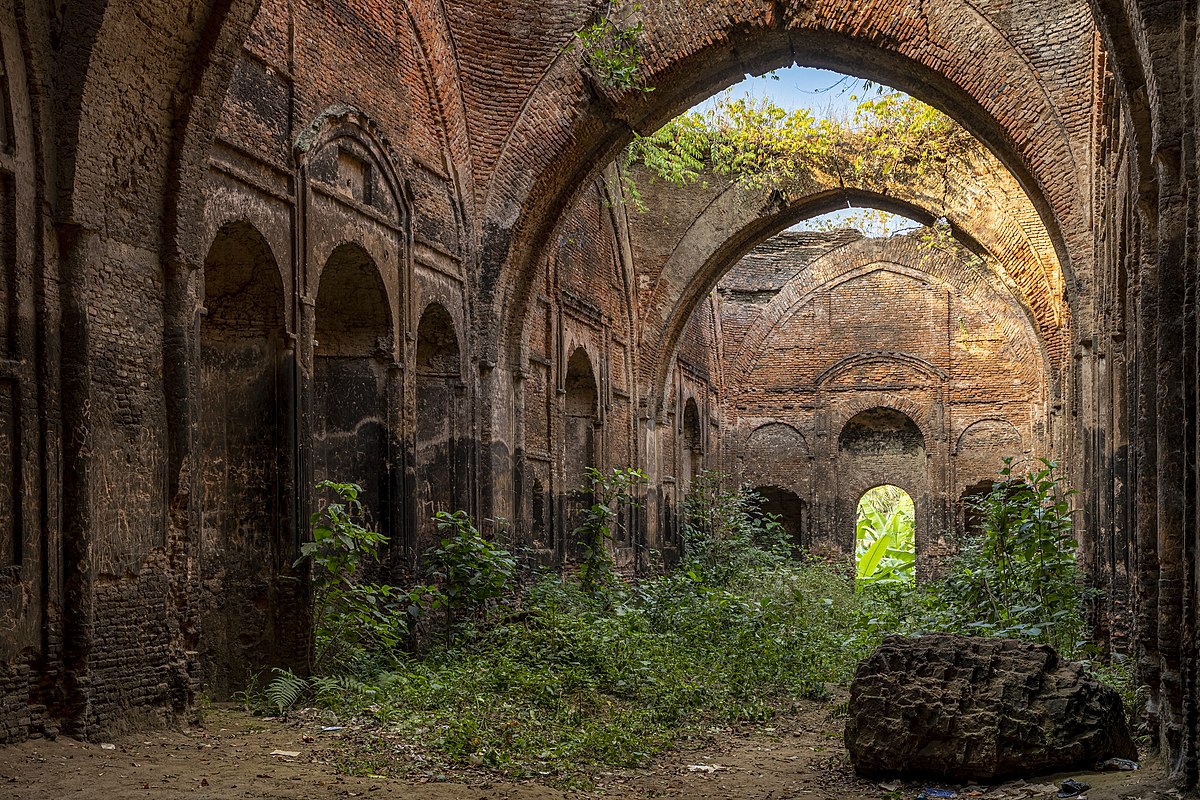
[855,486,916,589]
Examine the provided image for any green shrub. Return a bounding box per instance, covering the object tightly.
[866,459,1088,654]
[298,481,411,671]
[570,2,651,92]
[682,471,789,585]
[425,510,517,643]
[574,467,646,592]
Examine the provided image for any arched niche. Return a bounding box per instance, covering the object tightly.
[564,346,598,478]
[313,243,394,538]
[838,407,927,459]
[742,422,810,481]
[414,302,463,553]
[198,221,302,697]
[956,418,1024,458]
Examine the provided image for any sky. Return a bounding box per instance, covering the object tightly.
[695,65,869,120]
[693,66,918,235]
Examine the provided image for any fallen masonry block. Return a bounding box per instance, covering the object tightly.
[844,634,1137,782]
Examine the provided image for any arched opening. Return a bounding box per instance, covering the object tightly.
[198,221,301,697]
[313,244,393,540]
[682,398,702,489]
[855,485,916,586]
[563,347,599,555]
[755,485,806,552]
[415,303,462,554]
[838,408,928,558]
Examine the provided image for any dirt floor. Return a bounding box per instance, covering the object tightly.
[0,704,1177,800]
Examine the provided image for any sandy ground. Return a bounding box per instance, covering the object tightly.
[0,704,1176,800]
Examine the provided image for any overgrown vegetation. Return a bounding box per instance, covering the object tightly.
[621,91,976,210]
[569,2,650,92]
[257,459,1118,785]
[300,481,414,673]
[891,459,1089,654]
[575,467,646,592]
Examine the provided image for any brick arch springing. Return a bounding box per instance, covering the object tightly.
[488,0,1098,372]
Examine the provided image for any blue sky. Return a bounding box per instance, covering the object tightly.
[693,66,918,234]
[695,65,869,120]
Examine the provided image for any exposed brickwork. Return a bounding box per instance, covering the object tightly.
[719,231,1049,569]
[8,0,1200,785]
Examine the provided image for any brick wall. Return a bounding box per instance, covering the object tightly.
[720,230,1050,571]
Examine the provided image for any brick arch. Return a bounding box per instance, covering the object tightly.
[295,104,411,224]
[743,421,810,455]
[728,239,1045,390]
[855,482,920,506]
[741,422,811,469]
[416,301,464,380]
[197,217,299,698]
[831,398,934,451]
[815,352,948,389]
[315,242,394,356]
[489,0,1097,370]
[633,170,1065,406]
[731,259,942,379]
[201,220,287,333]
[956,417,1025,456]
[60,0,258,255]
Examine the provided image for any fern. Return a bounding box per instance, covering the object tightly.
[311,674,372,706]
[266,667,309,715]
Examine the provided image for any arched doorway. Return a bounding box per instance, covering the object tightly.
[855,485,916,586]
[837,408,928,560]
[198,221,302,697]
[563,347,598,557]
[415,303,462,554]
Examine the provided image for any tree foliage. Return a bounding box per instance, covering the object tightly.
[575,467,648,592]
[299,482,411,671]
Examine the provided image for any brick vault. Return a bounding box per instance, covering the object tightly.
[1,0,1198,787]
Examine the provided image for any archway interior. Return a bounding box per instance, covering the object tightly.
[313,243,393,532]
[415,303,463,553]
[613,65,1065,411]
[198,221,301,697]
[855,485,916,585]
